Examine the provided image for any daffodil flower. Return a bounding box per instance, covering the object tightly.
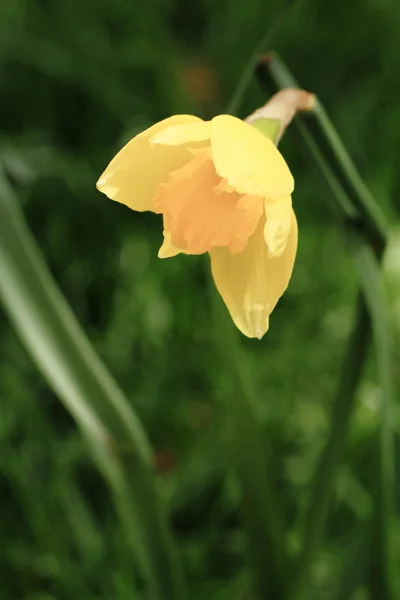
[97,114,297,339]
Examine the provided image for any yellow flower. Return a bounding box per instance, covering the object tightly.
[97,114,297,339]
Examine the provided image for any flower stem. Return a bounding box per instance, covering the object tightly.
[255,53,394,599]
[0,176,187,600]
[256,52,389,252]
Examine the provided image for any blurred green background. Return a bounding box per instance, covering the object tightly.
[1,0,400,599]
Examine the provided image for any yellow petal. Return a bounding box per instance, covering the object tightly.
[97,115,203,212]
[264,195,292,257]
[155,150,263,255]
[209,210,298,339]
[211,114,294,200]
[150,121,212,146]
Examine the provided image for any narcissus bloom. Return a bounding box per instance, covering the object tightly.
[97,114,297,339]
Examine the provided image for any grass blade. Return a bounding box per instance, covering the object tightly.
[0,176,187,600]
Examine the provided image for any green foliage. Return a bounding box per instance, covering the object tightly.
[0,0,400,599]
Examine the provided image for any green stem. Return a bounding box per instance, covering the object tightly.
[0,177,187,600]
[256,53,393,599]
[257,52,389,251]
[211,290,287,600]
[306,100,388,251]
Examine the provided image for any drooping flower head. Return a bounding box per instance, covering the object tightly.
[97,114,297,339]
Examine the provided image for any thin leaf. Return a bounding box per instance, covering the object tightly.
[0,175,187,600]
